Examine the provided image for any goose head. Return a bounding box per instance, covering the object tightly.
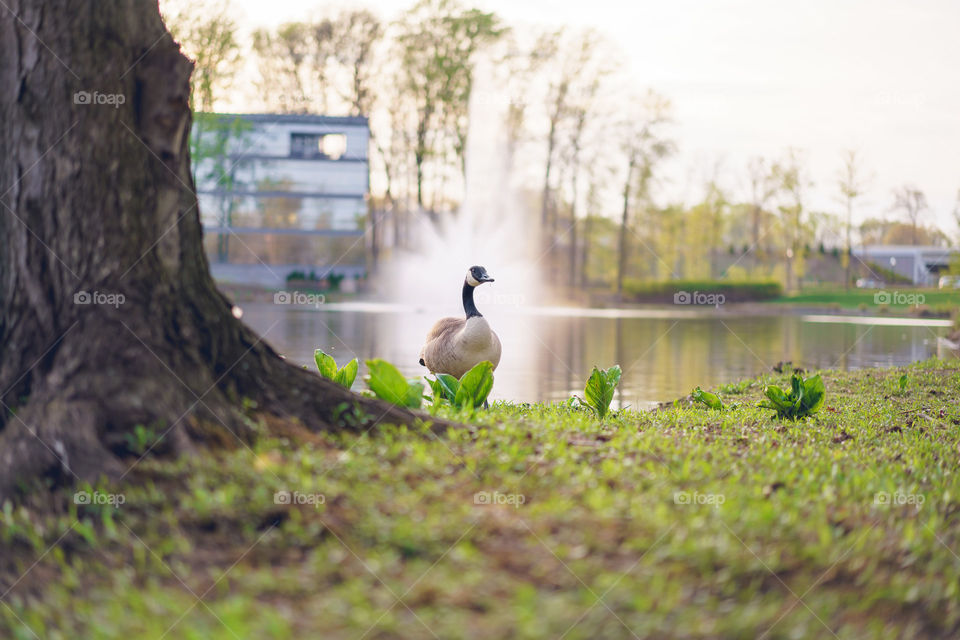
[465,265,495,287]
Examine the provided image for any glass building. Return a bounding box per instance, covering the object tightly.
[192,113,369,287]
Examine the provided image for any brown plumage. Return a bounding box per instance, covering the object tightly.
[419,316,502,379]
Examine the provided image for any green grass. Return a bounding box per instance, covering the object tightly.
[767,287,960,310]
[3,359,960,638]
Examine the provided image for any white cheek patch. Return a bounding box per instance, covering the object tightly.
[466,273,481,287]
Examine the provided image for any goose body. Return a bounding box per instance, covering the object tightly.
[419,266,502,379]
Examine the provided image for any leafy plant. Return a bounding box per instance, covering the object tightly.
[758,373,826,419]
[315,349,358,388]
[426,362,494,410]
[365,359,423,409]
[692,387,724,410]
[583,365,622,419]
[898,374,908,393]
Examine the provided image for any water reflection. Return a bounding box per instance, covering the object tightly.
[243,303,950,408]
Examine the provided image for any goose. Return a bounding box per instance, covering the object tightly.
[418,265,502,379]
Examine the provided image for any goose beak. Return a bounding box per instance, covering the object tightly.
[481,275,495,283]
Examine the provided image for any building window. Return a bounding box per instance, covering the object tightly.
[290,133,321,158]
[290,133,347,160]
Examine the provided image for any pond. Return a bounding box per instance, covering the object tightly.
[240,302,953,408]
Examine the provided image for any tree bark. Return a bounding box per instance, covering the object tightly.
[0,0,450,500]
[844,200,853,290]
[616,157,635,299]
[581,214,592,289]
[752,204,761,255]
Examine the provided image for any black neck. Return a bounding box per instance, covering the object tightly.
[462,280,482,318]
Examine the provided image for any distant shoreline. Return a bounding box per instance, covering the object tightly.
[217,280,957,322]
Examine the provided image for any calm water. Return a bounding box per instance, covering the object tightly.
[241,302,953,409]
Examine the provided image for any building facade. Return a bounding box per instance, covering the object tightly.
[193,113,369,287]
[853,245,956,286]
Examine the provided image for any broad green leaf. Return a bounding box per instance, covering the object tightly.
[584,365,622,419]
[426,377,445,402]
[426,373,460,405]
[334,358,358,388]
[790,374,803,399]
[454,361,494,409]
[436,374,459,402]
[764,385,789,408]
[898,374,908,392]
[692,387,723,410]
[314,349,338,380]
[799,374,825,415]
[404,380,425,409]
[365,359,411,406]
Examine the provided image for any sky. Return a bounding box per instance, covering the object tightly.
[215,0,960,233]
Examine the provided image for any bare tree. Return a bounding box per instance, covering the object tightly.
[562,70,608,288]
[536,29,564,231]
[891,184,928,245]
[395,0,503,213]
[616,91,673,298]
[579,158,613,288]
[744,156,778,256]
[537,30,609,250]
[326,9,384,267]
[331,9,383,116]
[252,20,335,113]
[527,28,612,283]
[836,149,870,289]
[703,176,728,278]
[773,149,813,292]
[497,32,554,173]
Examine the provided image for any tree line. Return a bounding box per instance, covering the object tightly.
[162,0,960,292]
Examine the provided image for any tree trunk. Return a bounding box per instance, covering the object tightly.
[414,103,432,212]
[616,158,634,299]
[0,0,448,500]
[844,200,852,291]
[581,214,593,289]
[568,183,578,289]
[541,121,556,229]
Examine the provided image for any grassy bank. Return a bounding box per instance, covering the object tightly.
[622,279,783,303]
[3,359,960,638]
[768,287,960,311]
